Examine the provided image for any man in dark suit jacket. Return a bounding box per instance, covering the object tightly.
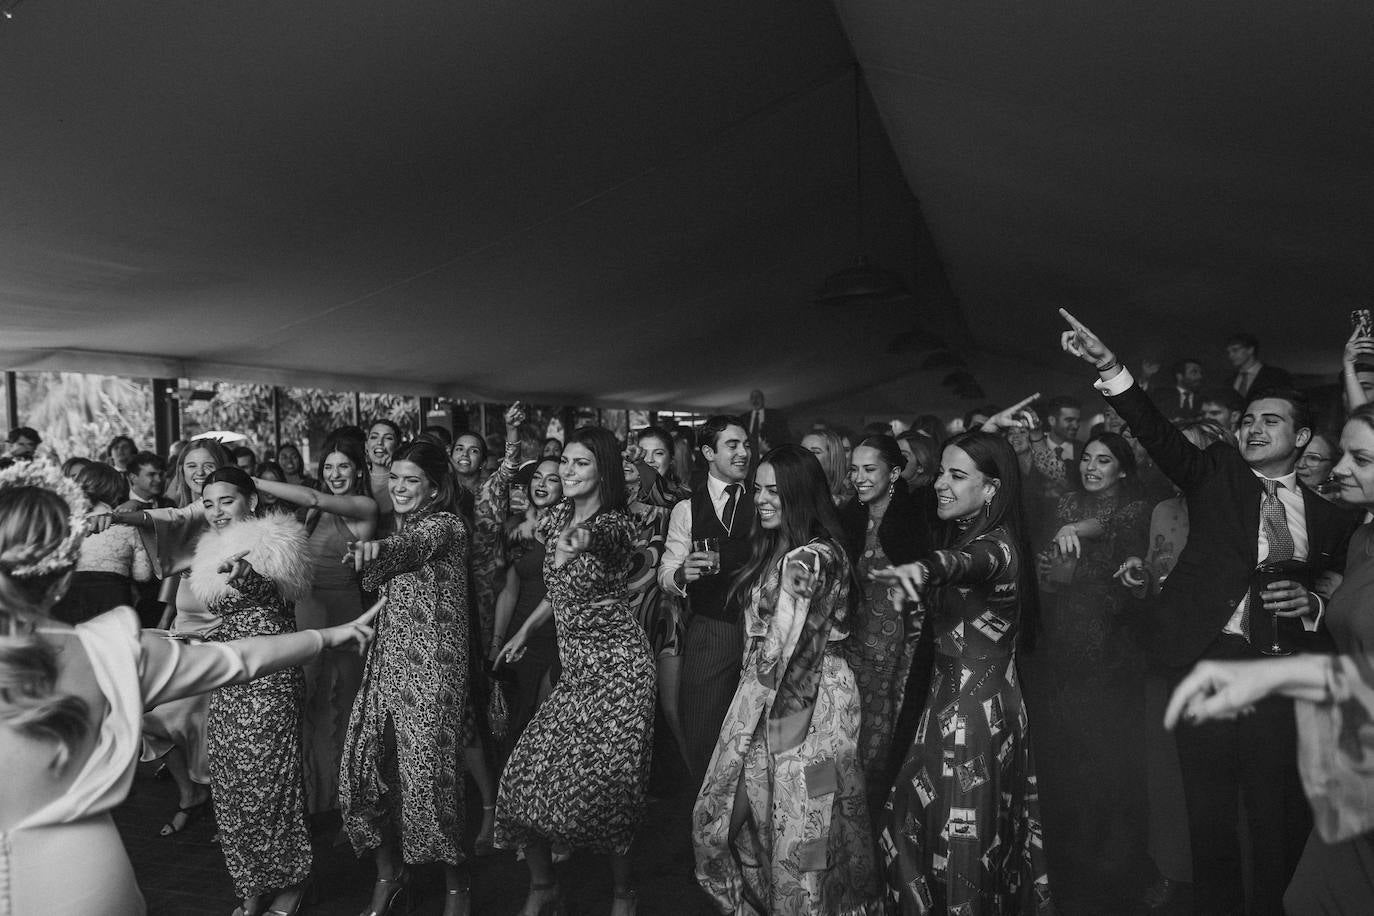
[744,389,791,452]
[1149,357,1205,421]
[1227,331,1293,398]
[1061,309,1360,916]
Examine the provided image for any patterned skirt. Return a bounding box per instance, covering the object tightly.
[494,603,656,855]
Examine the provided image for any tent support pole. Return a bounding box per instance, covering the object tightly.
[4,372,16,431]
[152,378,180,458]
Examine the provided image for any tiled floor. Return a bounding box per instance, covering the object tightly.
[114,763,717,915]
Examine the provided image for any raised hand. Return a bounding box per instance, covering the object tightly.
[1344,325,1374,369]
[622,441,646,465]
[344,539,384,573]
[981,393,1041,432]
[871,562,928,603]
[1164,660,1272,728]
[218,550,253,588]
[320,597,384,655]
[782,547,820,599]
[504,401,526,433]
[555,525,591,563]
[1114,556,1147,589]
[1058,308,1117,370]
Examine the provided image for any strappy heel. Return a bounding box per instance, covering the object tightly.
[264,878,314,916]
[159,796,210,837]
[358,866,410,916]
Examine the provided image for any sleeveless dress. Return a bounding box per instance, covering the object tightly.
[0,608,311,916]
[505,537,555,744]
[140,505,216,784]
[494,501,656,855]
[882,526,1055,916]
[296,510,365,813]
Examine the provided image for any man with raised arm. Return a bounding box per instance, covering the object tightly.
[1059,309,1360,916]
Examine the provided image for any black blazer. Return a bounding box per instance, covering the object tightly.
[1148,386,1202,422]
[1108,383,1360,668]
[1231,364,1293,398]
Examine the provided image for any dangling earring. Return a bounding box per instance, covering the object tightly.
[887,478,896,500]
[983,495,993,515]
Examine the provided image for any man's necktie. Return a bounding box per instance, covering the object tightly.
[1242,479,1295,639]
[722,483,741,531]
[1182,392,1193,411]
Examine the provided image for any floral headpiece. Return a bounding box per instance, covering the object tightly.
[0,460,91,578]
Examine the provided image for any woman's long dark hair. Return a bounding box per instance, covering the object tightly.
[1082,431,1142,501]
[939,432,1040,651]
[726,445,852,613]
[391,439,459,516]
[315,434,371,497]
[567,426,628,513]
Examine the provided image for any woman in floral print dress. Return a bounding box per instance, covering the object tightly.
[694,444,882,916]
[874,431,1055,916]
[189,467,316,916]
[341,439,474,916]
[495,426,656,916]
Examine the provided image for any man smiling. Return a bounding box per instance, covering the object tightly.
[1060,309,1359,916]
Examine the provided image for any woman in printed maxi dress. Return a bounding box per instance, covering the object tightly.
[875,431,1055,916]
[341,440,474,916]
[694,444,882,916]
[495,426,656,916]
[190,467,315,916]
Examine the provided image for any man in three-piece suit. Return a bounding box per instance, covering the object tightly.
[1227,332,1293,398]
[1061,309,1361,916]
[658,415,754,779]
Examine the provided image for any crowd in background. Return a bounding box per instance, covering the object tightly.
[6,315,1374,915]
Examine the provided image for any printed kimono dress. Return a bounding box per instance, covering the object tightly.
[694,540,881,915]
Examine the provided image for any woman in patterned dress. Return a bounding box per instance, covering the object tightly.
[874,431,1055,916]
[840,435,933,819]
[189,467,316,916]
[1024,432,1150,913]
[693,444,882,916]
[341,439,474,916]
[495,426,656,916]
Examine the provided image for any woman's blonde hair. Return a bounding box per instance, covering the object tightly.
[0,485,89,770]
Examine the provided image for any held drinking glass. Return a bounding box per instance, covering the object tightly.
[693,537,721,575]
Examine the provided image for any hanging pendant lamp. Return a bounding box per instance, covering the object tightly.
[815,64,912,306]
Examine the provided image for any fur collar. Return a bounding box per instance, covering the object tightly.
[188,512,313,606]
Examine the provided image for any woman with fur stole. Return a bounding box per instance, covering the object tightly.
[191,467,316,916]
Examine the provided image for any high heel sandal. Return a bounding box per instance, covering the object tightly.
[474,804,497,856]
[518,881,565,916]
[159,796,210,837]
[359,866,410,916]
[264,878,314,916]
[610,888,638,916]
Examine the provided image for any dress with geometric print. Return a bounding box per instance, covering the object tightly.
[494,500,656,855]
[881,525,1055,916]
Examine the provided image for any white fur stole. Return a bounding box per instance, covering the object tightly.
[188,512,313,607]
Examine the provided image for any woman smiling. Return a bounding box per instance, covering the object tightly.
[1024,431,1151,912]
[252,434,379,817]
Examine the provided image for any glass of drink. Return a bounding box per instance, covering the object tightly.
[692,537,721,575]
[1252,559,1311,657]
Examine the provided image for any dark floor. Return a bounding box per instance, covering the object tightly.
[115,762,717,916]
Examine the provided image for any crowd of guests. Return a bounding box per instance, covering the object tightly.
[4,319,1374,916]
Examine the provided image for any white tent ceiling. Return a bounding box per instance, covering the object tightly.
[1,1,1368,419]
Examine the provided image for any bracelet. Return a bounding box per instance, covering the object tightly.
[1095,359,1119,374]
